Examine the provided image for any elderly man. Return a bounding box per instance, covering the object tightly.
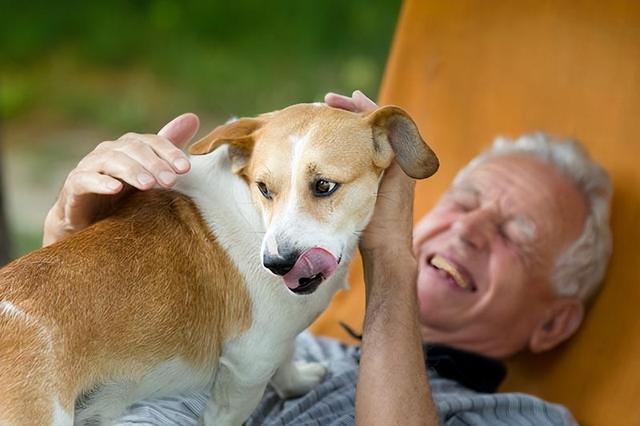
[44,91,611,424]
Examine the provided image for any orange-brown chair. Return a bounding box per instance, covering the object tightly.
[310,1,640,424]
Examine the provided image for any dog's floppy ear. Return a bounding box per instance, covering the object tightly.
[365,106,439,179]
[188,118,263,173]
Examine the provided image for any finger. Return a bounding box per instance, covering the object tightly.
[113,138,180,186]
[352,90,378,113]
[79,150,158,190]
[325,93,359,111]
[61,172,126,229]
[117,133,191,177]
[136,133,190,173]
[158,113,200,150]
[65,171,124,196]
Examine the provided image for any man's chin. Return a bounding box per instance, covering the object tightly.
[417,281,473,335]
[417,273,457,308]
[417,297,462,334]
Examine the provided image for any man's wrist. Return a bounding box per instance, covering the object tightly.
[360,244,415,268]
[361,245,416,282]
[360,245,418,307]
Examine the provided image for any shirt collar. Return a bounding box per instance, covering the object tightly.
[340,322,506,393]
[424,343,506,393]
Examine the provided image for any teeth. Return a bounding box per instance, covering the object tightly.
[430,255,470,290]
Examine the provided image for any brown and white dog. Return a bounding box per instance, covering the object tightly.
[0,103,438,425]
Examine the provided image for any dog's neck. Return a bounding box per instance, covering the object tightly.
[175,147,265,275]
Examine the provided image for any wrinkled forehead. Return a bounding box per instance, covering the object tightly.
[464,154,587,246]
[249,104,377,176]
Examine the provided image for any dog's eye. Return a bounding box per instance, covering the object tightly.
[313,179,339,197]
[257,182,273,200]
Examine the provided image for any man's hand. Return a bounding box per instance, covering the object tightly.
[325,90,378,114]
[42,113,200,246]
[326,91,437,425]
[325,91,416,265]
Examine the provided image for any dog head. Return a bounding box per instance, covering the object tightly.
[189,103,438,295]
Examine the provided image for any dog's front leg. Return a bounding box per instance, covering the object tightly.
[199,362,269,426]
[269,341,327,399]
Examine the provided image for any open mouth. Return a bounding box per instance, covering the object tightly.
[427,254,476,292]
[283,248,338,295]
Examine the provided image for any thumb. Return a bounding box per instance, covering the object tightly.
[158,113,200,149]
[352,90,378,113]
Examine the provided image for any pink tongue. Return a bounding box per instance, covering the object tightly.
[283,247,338,290]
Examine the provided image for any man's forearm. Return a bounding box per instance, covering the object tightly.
[356,249,439,425]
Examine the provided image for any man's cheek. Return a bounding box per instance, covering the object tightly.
[414,213,453,249]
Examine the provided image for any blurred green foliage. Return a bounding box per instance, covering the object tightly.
[0,0,400,257]
[1,0,401,128]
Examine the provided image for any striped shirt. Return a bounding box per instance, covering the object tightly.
[116,332,576,425]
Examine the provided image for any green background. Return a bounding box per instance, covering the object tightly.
[1,0,401,256]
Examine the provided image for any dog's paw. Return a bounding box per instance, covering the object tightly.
[272,361,327,399]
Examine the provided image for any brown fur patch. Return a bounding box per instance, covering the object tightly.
[0,190,251,420]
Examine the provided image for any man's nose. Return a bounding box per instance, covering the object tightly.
[263,252,299,276]
[451,208,496,250]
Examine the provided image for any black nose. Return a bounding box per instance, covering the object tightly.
[263,253,298,276]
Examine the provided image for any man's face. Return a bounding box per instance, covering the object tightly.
[413,154,587,358]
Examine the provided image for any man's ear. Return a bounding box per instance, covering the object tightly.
[529,298,584,353]
[365,106,439,179]
[188,118,263,174]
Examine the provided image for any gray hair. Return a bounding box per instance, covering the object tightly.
[453,132,612,301]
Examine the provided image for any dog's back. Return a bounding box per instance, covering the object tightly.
[0,189,251,424]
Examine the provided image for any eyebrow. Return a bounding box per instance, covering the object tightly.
[254,167,274,182]
[306,162,320,176]
[451,182,480,195]
[510,216,538,241]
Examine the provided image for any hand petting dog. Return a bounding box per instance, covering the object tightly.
[42,113,199,246]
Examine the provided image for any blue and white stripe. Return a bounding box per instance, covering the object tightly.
[115,332,576,425]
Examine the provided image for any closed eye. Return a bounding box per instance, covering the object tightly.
[502,217,536,244]
[448,187,480,212]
